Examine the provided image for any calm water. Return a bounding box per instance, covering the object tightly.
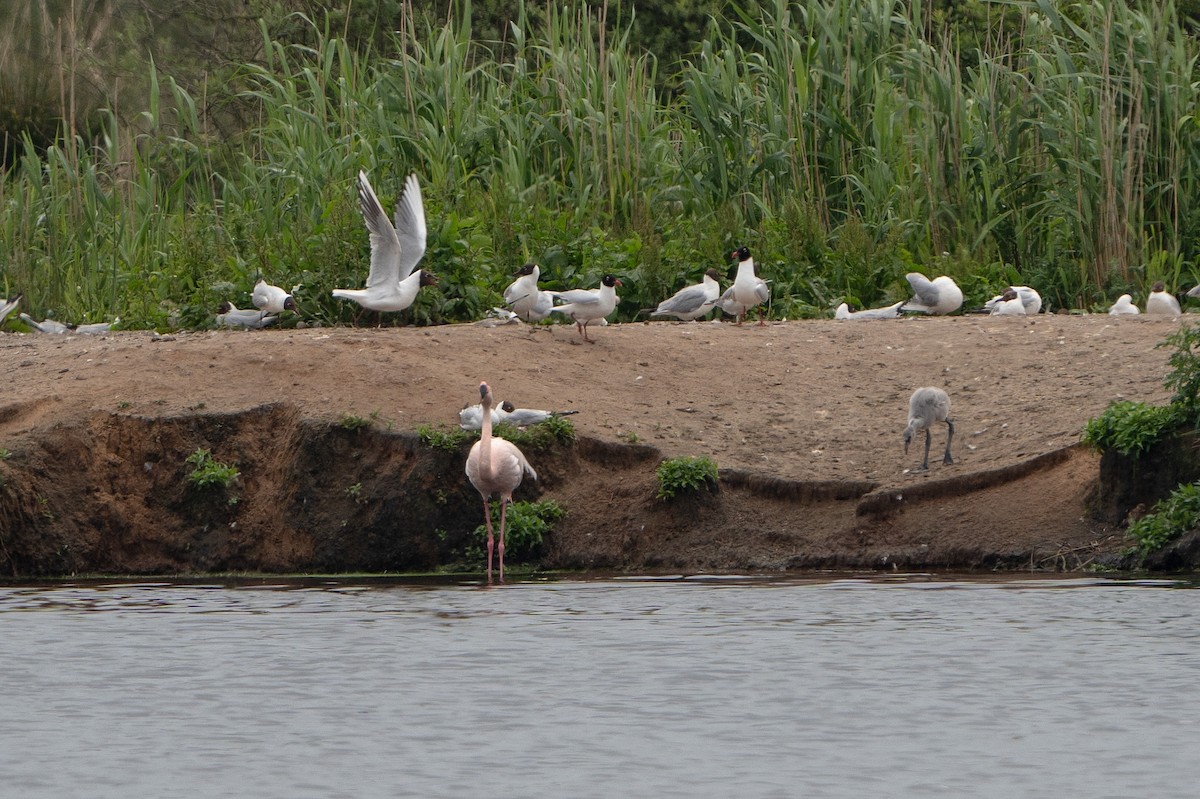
[1,574,1198,798]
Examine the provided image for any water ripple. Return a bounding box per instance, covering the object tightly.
[1,575,1197,798]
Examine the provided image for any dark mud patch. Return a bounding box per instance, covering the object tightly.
[0,405,1131,577]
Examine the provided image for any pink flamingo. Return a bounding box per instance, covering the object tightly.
[464,382,537,583]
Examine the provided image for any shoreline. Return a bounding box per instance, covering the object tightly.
[0,316,1183,575]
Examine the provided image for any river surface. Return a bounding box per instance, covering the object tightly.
[1,573,1198,798]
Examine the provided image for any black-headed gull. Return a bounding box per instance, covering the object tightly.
[217,301,278,328]
[503,263,553,322]
[499,402,579,427]
[333,170,439,314]
[73,320,115,335]
[1108,294,1139,315]
[253,278,298,314]
[988,288,1026,316]
[464,381,537,584]
[459,400,579,429]
[901,273,963,315]
[834,300,903,320]
[1146,281,1182,316]
[550,274,622,341]
[904,386,954,472]
[1,294,21,326]
[716,246,769,325]
[983,285,1041,315]
[647,269,722,321]
[459,401,512,430]
[18,313,71,334]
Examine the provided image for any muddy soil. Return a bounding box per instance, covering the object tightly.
[0,314,1184,576]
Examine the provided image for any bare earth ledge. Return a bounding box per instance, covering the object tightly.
[0,315,1185,576]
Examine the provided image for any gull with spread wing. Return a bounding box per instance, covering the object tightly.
[333,170,438,316]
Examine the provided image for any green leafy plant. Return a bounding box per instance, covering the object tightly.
[1081,401,1184,456]
[418,425,472,452]
[1159,322,1200,422]
[656,456,719,500]
[0,448,10,460]
[468,499,566,564]
[185,448,240,489]
[1127,481,1200,556]
[494,416,577,448]
[339,414,370,431]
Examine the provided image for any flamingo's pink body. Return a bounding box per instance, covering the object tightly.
[465,382,537,583]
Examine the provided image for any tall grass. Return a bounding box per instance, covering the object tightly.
[2,0,1198,326]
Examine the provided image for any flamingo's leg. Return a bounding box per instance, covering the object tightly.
[483,498,495,584]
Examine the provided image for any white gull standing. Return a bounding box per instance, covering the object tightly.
[901,273,963,315]
[333,170,438,315]
[503,263,553,322]
[549,274,622,342]
[716,246,769,326]
[1146,281,1182,317]
[646,269,722,321]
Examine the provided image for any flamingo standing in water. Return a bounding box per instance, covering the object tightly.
[465,382,537,584]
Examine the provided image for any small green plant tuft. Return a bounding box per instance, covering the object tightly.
[0,448,10,460]
[468,499,565,564]
[418,425,473,451]
[1158,322,1200,422]
[494,416,577,449]
[656,456,719,500]
[186,448,240,489]
[1081,401,1184,456]
[339,413,372,431]
[1127,481,1200,556]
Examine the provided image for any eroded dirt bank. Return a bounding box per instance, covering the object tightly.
[0,315,1185,576]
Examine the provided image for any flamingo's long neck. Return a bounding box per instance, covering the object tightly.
[479,391,495,477]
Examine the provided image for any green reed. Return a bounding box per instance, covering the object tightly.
[2,0,1199,327]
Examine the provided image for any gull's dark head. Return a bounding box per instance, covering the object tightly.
[705,268,721,281]
[730,246,751,262]
[284,296,298,313]
[601,274,623,288]
[1152,280,1166,293]
[420,270,440,287]
[515,263,538,277]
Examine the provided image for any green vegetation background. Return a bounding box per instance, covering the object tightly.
[3,0,1200,328]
